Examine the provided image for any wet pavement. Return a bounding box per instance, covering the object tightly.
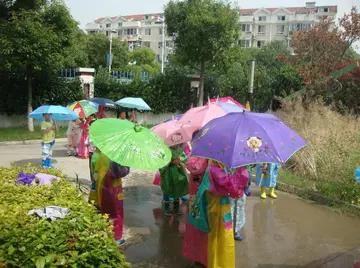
[1,140,360,267]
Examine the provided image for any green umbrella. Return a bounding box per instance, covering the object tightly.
[90,118,171,170]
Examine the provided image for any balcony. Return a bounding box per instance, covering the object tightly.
[122,21,141,28]
[85,22,101,31]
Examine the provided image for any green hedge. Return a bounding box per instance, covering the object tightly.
[0,165,130,267]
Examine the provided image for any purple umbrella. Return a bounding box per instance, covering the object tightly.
[191,112,308,168]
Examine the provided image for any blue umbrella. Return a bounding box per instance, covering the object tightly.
[116,97,151,111]
[164,114,183,122]
[28,105,79,121]
[89,98,118,108]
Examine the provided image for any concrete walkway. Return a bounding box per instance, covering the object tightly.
[1,140,360,267]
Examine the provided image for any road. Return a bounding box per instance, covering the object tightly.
[1,140,360,267]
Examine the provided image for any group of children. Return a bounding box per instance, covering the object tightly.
[66,114,97,158]
[155,141,280,268]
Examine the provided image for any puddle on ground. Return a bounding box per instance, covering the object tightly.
[123,185,360,267]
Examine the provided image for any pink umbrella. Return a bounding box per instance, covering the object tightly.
[151,120,197,146]
[176,102,235,130]
[205,96,247,110]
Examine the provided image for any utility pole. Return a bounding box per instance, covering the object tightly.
[161,20,165,73]
[248,59,255,110]
[108,29,117,73]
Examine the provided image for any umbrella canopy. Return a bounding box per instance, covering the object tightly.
[90,118,171,170]
[151,120,198,146]
[176,102,244,130]
[191,112,308,168]
[164,114,183,123]
[116,97,151,111]
[28,105,79,121]
[67,100,98,118]
[205,97,247,110]
[89,98,118,108]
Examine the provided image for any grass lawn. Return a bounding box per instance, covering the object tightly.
[0,127,67,142]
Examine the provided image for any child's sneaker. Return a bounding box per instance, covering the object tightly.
[116,239,126,247]
[67,150,72,156]
[72,151,78,157]
[41,160,47,169]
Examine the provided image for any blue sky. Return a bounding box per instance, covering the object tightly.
[64,0,358,51]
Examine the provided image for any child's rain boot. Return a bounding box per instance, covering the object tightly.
[174,199,183,215]
[164,202,172,216]
[46,158,54,169]
[42,159,47,169]
[234,232,244,241]
[260,186,267,199]
[269,187,277,199]
[244,178,251,196]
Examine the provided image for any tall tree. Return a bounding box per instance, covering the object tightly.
[0,0,79,131]
[165,0,240,106]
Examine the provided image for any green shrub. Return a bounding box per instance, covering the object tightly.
[0,164,130,267]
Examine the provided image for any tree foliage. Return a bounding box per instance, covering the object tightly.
[0,0,80,131]
[165,0,240,105]
[85,33,129,69]
[289,7,360,86]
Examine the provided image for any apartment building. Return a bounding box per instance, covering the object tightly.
[86,13,174,63]
[85,2,337,63]
[238,2,337,48]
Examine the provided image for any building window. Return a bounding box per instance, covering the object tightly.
[106,31,110,37]
[241,24,252,32]
[277,16,286,21]
[118,31,122,36]
[123,28,138,36]
[159,28,164,35]
[257,40,265,48]
[89,31,97,34]
[145,28,151,35]
[118,23,122,27]
[318,7,329,12]
[158,41,163,48]
[106,23,111,28]
[258,25,266,35]
[144,21,152,25]
[258,16,266,21]
[239,40,252,48]
[166,41,174,48]
[157,54,161,62]
[276,25,285,34]
[290,23,312,32]
[142,41,151,47]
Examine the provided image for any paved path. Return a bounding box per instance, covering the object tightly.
[1,141,360,267]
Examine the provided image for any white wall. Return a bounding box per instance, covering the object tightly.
[0,112,176,128]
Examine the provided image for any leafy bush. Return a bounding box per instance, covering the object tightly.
[276,98,360,205]
[0,165,130,267]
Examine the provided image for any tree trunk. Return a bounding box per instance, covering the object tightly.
[197,60,205,107]
[27,68,34,132]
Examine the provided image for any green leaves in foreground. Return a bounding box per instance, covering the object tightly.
[0,164,130,267]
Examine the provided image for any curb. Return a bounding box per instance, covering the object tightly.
[276,180,360,217]
[0,138,67,146]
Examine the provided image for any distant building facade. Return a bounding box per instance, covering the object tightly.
[85,2,337,63]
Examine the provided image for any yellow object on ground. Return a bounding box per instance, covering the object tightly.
[260,186,267,199]
[269,187,278,199]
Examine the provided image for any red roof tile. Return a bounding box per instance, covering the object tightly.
[239,5,337,14]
